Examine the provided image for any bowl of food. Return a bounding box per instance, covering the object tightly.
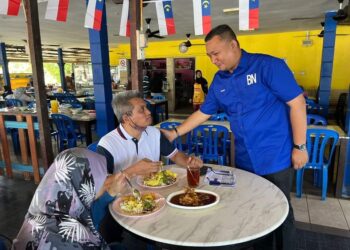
[166,188,220,210]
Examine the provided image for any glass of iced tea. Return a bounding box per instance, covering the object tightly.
[187,166,200,188]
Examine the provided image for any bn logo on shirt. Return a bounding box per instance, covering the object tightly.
[246,73,257,85]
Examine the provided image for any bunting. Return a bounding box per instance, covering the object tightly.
[193,0,211,35]
[84,0,105,31]
[119,0,130,37]
[0,0,21,16]
[155,0,176,36]
[239,0,259,31]
[45,0,70,22]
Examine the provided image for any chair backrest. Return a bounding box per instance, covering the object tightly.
[83,98,95,110]
[87,141,99,152]
[152,95,165,100]
[209,112,229,121]
[51,114,78,143]
[5,98,23,107]
[27,101,36,109]
[160,121,185,151]
[305,128,339,170]
[307,114,327,125]
[192,124,229,165]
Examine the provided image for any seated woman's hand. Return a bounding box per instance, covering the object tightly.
[104,173,127,197]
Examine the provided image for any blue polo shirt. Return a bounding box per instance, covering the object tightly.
[200,50,303,175]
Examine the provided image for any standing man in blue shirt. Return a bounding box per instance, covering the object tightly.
[162,24,308,250]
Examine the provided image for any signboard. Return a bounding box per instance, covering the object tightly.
[119,59,127,71]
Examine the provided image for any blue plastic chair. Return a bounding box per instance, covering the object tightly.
[5,98,23,107]
[160,122,190,164]
[209,112,229,121]
[152,95,165,100]
[305,98,322,114]
[87,141,99,152]
[160,122,191,152]
[191,124,229,165]
[83,98,95,110]
[51,114,85,152]
[296,128,339,200]
[307,114,327,125]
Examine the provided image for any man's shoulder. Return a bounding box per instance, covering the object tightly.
[98,129,120,146]
[145,126,160,136]
[247,51,283,65]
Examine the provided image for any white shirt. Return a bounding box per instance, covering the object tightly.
[98,124,177,173]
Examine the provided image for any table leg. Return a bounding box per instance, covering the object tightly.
[335,138,348,198]
[17,115,31,180]
[151,105,157,125]
[26,115,40,184]
[83,121,93,146]
[0,115,13,178]
[165,101,169,120]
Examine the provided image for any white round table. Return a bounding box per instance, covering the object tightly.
[109,165,289,247]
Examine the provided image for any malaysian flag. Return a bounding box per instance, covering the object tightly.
[45,0,70,22]
[155,0,176,36]
[239,0,259,31]
[84,0,105,31]
[0,0,21,16]
[119,0,130,37]
[193,0,211,35]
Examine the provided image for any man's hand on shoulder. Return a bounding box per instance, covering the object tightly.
[160,128,178,142]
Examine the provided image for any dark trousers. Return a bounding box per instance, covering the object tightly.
[255,167,296,250]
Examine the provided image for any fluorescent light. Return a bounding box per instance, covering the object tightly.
[223,8,239,13]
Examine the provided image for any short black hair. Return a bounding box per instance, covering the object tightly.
[205,24,238,43]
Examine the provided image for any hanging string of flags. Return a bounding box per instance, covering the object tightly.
[193,0,211,35]
[155,0,176,36]
[84,0,105,31]
[239,0,259,31]
[0,0,21,16]
[45,0,70,22]
[0,0,260,34]
[119,0,130,37]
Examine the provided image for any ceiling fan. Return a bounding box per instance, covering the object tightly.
[333,0,350,23]
[178,33,205,53]
[145,18,164,39]
[290,0,349,22]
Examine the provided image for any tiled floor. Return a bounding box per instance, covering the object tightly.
[291,193,350,237]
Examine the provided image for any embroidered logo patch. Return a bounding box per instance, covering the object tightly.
[246,73,257,85]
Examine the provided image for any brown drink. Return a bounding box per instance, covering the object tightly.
[187,167,200,188]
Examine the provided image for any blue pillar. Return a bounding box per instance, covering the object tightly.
[86,0,114,137]
[0,42,11,90]
[57,48,66,91]
[318,12,337,117]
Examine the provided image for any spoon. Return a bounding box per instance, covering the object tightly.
[120,169,141,201]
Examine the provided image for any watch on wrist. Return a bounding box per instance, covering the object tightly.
[293,143,307,151]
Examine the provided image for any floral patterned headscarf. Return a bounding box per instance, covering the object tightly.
[12,148,110,250]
